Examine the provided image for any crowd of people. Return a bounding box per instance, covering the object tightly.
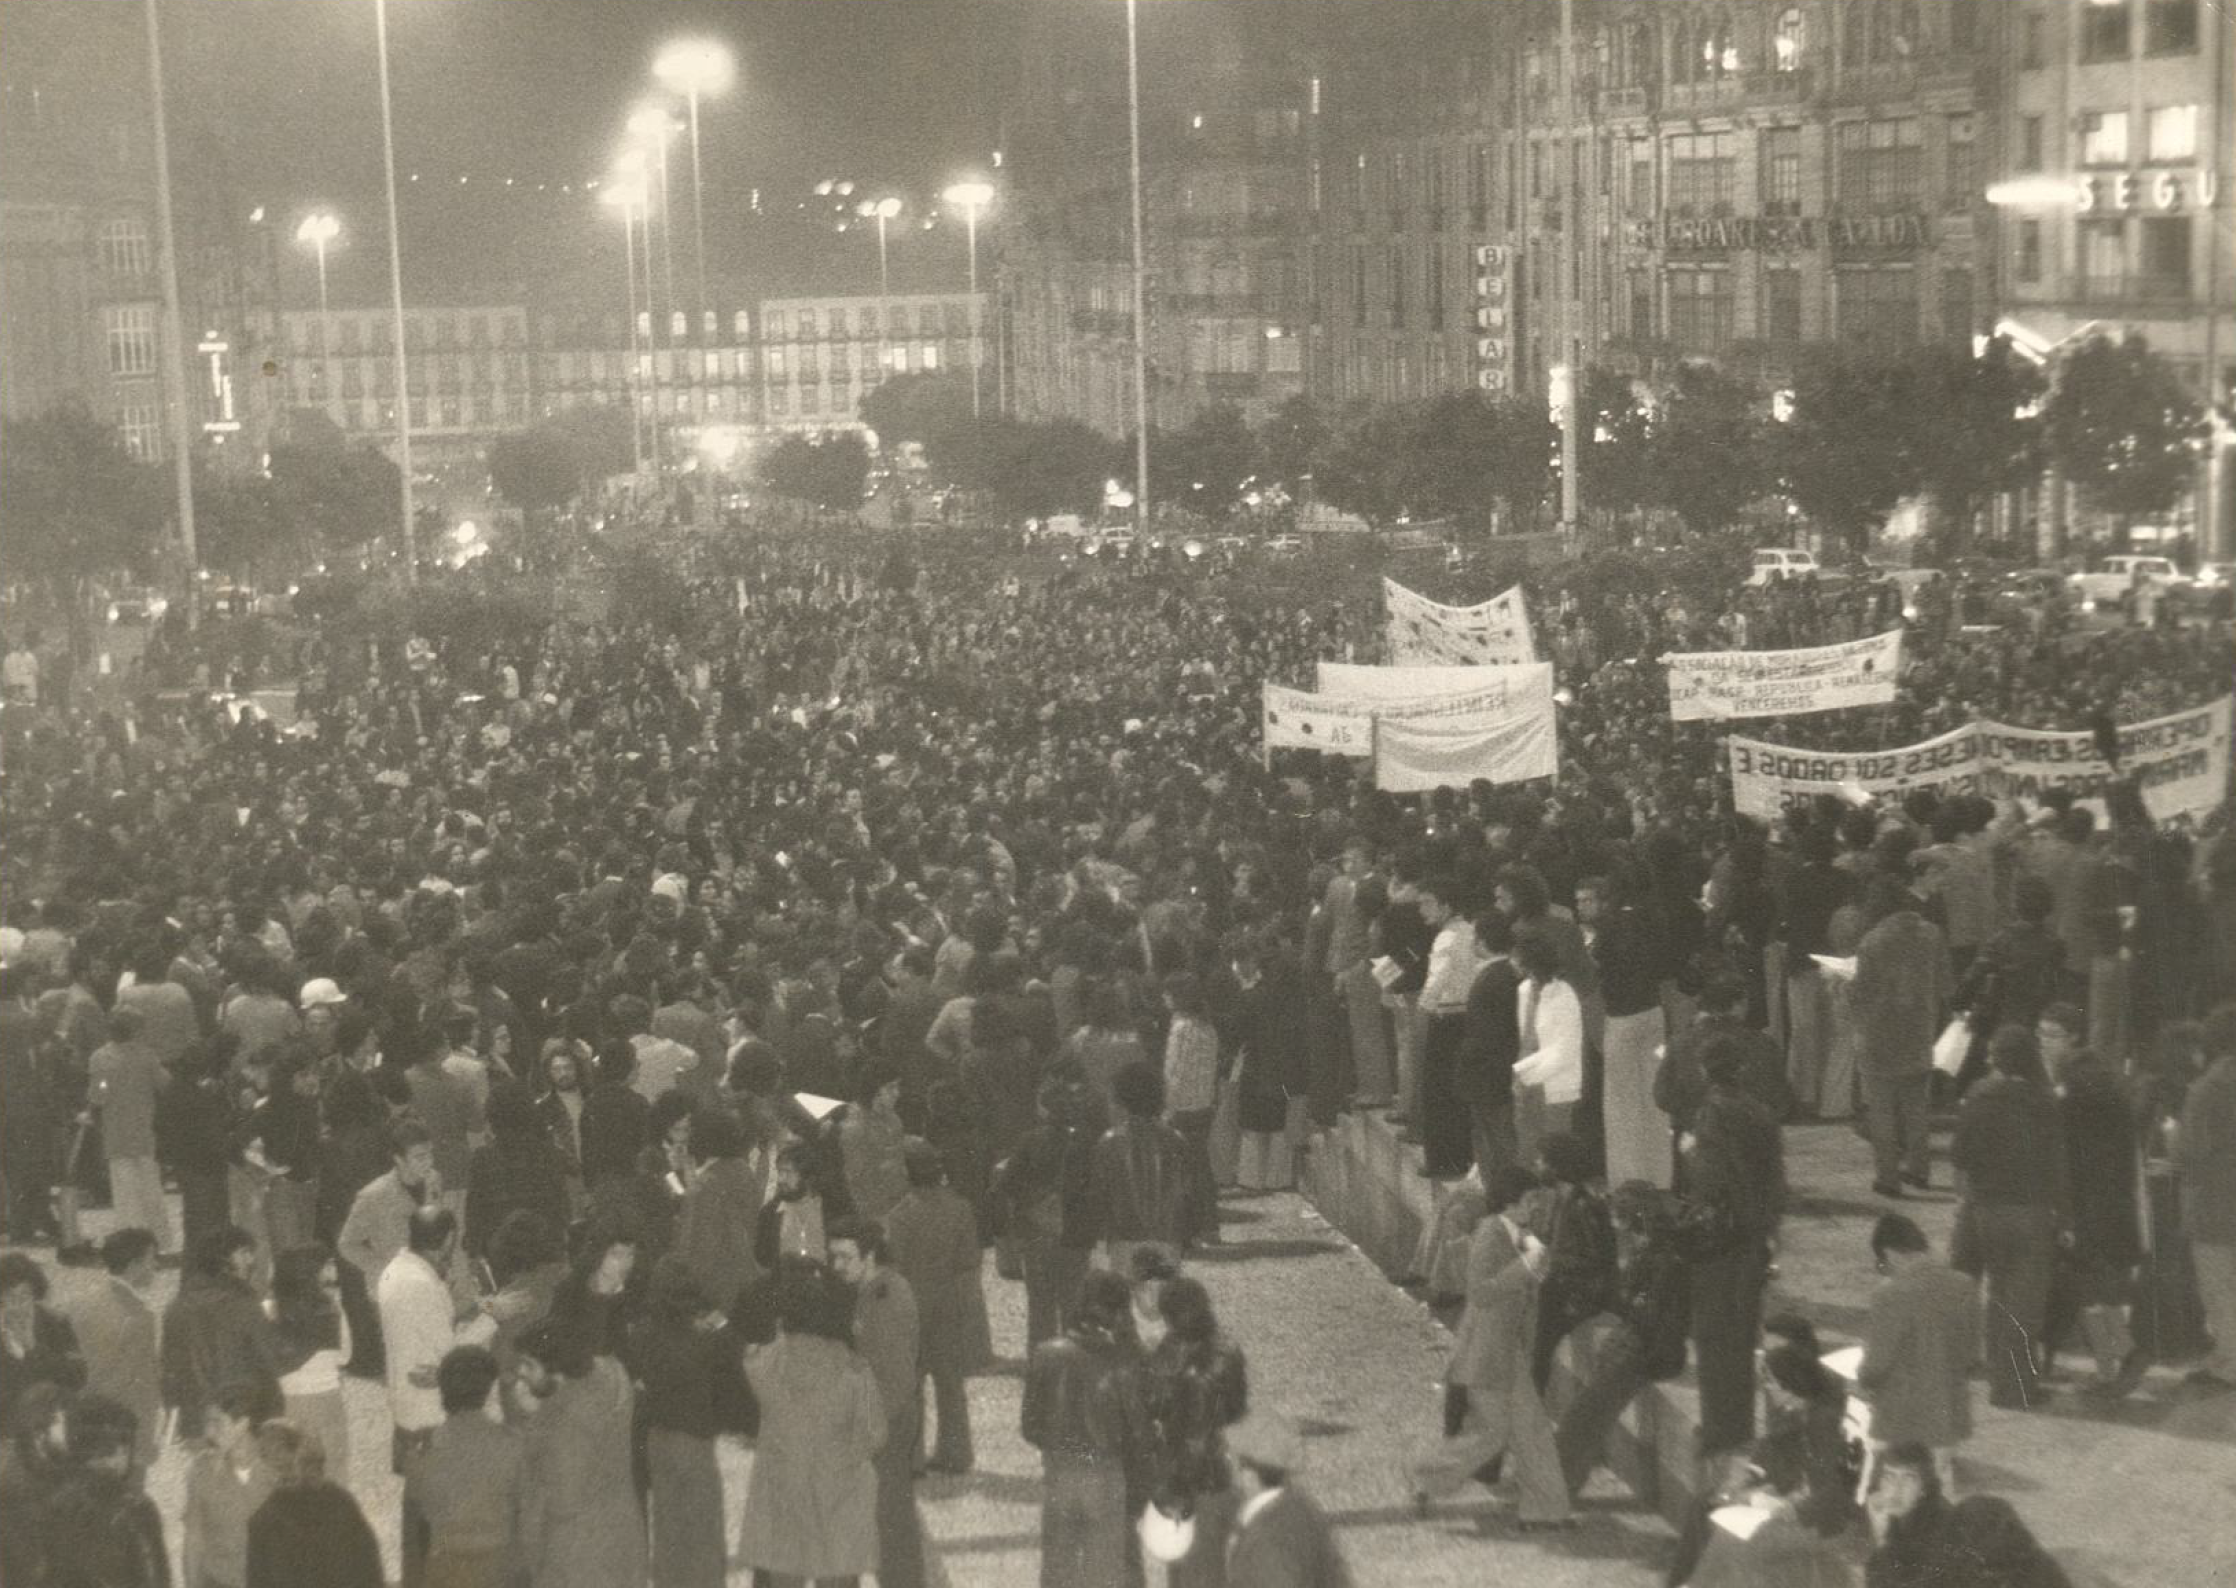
[0,519,2229,1588]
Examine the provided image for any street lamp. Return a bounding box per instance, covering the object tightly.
[141,0,198,625]
[652,38,733,327]
[627,104,683,329]
[615,147,663,472]
[857,196,902,381]
[1124,0,1150,535]
[601,179,649,477]
[372,0,417,581]
[943,179,994,417]
[295,212,339,322]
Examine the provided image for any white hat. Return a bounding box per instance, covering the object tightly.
[298,977,346,1010]
[651,873,689,903]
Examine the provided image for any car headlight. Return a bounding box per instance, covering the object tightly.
[106,604,120,623]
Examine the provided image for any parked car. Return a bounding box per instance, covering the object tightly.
[2068,554,2185,610]
[1744,547,1820,586]
[1264,533,1305,556]
[1089,528,1137,558]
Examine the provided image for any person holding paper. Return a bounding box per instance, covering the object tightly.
[1513,931,1585,1163]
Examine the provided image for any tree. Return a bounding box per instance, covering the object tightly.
[1580,367,1656,520]
[1484,396,1557,523]
[1648,363,1772,535]
[1257,394,1327,494]
[0,404,160,596]
[1401,391,1507,521]
[267,442,403,554]
[1903,337,2044,552]
[488,427,582,520]
[1148,404,1260,519]
[809,431,872,513]
[759,435,820,514]
[1775,348,1922,553]
[968,419,1110,519]
[858,371,976,460]
[192,465,294,580]
[1313,400,1416,522]
[2044,333,2206,521]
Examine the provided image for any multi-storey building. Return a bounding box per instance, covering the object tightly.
[1,0,173,459]
[757,291,988,435]
[269,304,533,470]
[1986,0,2231,549]
[1303,9,1520,405]
[1511,0,1993,394]
[1005,0,1311,437]
[530,295,761,462]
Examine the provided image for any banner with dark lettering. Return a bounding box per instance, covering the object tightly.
[1669,631,1902,722]
[1727,698,2232,828]
[1381,578,1537,667]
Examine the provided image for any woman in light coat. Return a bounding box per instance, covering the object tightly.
[735,1264,888,1585]
[517,1317,647,1588]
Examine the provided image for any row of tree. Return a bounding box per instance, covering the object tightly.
[855,333,2209,551]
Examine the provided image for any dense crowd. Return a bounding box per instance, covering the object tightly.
[0,523,2230,1588]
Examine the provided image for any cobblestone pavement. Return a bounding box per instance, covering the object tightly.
[64,1181,1670,1587]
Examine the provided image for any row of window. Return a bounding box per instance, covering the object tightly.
[1644,262,1967,352]
[1589,0,1981,93]
[2012,213,2198,298]
[763,303,977,340]
[2025,0,2203,67]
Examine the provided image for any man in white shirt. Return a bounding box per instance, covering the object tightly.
[379,1204,464,1587]
[1513,930,1585,1163]
[1416,876,1486,1183]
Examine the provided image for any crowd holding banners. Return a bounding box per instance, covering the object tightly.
[1382,577,1538,669]
[0,513,2232,1588]
[1667,631,1905,724]
[1729,699,2236,830]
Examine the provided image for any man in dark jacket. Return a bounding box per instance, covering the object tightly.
[1684,1037,1786,1463]
[1951,1025,2068,1410]
[1022,1270,1150,1588]
[2039,1004,2143,1394]
[161,1226,282,1439]
[1084,1061,1195,1269]
[1656,975,1785,1155]
[1459,912,1524,1183]
[1224,1409,1353,1588]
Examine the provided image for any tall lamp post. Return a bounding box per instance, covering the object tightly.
[615,148,664,473]
[601,180,649,476]
[295,212,339,322]
[1124,0,1150,535]
[943,180,994,417]
[141,0,198,626]
[652,39,733,327]
[372,0,417,581]
[858,196,902,381]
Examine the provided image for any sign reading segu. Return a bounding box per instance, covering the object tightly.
[1728,698,2233,830]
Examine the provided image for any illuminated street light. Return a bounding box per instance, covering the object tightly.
[613,147,663,472]
[295,211,340,321]
[601,178,650,475]
[944,179,994,417]
[858,196,903,380]
[652,38,733,330]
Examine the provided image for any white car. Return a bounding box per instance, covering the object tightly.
[1264,533,1305,556]
[2069,555,2185,610]
[1744,548,1819,586]
[1091,529,1137,558]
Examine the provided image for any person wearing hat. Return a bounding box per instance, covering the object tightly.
[1224,1408,1352,1588]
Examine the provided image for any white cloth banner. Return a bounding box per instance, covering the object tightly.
[1315,660,1554,713]
[1261,686,1374,754]
[1668,630,1904,722]
[1728,697,2232,829]
[1383,578,1537,667]
[1375,707,1558,792]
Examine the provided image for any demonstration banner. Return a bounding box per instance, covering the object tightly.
[1727,697,2233,828]
[1668,630,1903,722]
[1384,578,1537,668]
[1262,686,1374,754]
[1316,660,1555,713]
[1375,707,1558,793]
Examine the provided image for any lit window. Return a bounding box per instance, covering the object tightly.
[2079,111,2129,166]
[118,389,161,459]
[2146,104,2198,161]
[733,310,751,339]
[670,310,687,338]
[1773,8,1807,70]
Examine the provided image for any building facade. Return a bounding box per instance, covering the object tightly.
[757,290,987,435]
[1985,0,2232,548]
[1004,0,1312,438]
[1511,0,1993,394]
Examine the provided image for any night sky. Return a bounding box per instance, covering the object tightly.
[151,0,1016,303]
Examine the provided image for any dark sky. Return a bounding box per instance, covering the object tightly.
[154,0,1012,302]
